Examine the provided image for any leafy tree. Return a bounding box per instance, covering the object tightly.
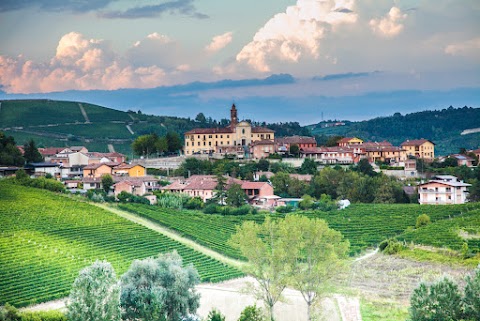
[270,172,291,197]
[280,216,349,321]
[206,309,225,321]
[195,113,206,123]
[166,132,182,153]
[463,267,480,320]
[325,135,344,147]
[228,217,290,321]
[298,194,314,210]
[156,136,168,155]
[132,133,159,157]
[120,251,200,321]
[356,158,376,177]
[287,178,309,198]
[0,131,24,166]
[0,303,20,321]
[373,176,395,203]
[467,179,480,202]
[15,168,29,181]
[289,144,299,157]
[23,139,43,163]
[238,305,265,321]
[299,158,317,175]
[257,159,270,171]
[415,214,431,229]
[101,174,114,194]
[67,261,121,321]
[226,183,247,207]
[409,277,462,321]
[443,157,458,167]
[311,167,342,199]
[213,166,227,205]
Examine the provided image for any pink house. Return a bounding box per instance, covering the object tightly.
[113,180,146,197]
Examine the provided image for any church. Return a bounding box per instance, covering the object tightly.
[184,104,275,157]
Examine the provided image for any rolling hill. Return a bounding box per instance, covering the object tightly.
[308,106,480,156]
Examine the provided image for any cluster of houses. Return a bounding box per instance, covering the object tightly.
[21,146,160,201]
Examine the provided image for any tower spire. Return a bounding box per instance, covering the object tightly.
[230,103,238,127]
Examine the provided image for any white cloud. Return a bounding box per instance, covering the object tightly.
[369,7,407,38]
[205,32,233,53]
[0,32,186,93]
[236,0,358,72]
[445,37,480,57]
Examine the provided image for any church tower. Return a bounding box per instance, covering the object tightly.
[230,103,238,127]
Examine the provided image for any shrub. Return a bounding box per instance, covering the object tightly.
[410,277,462,321]
[0,303,20,321]
[415,214,431,229]
[275,205,294,213]
[379,239,405,255]
[184,197,204,210]
[203,203,219,214]
[206,309,225,321]
[463,267,480,320]
[20,310,67,321]
[229,205,252,216]
[238,305,265,321]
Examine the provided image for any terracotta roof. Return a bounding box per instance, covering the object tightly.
[251,127,274,133]
[39,147,65,156]
[337,137,360,144]
[113,175,158,183]
[114,180,143,187]
[361,141,393,148]
[301,146,354,154]
[185,127,233,135]
[401,139,435,146]
[251,139,276,146]
[114,163,144,170]
[163,175,244,191]
[83,162,119,170]
[276,136,317,145]
[70,146,87,152]
[241,182,268,189]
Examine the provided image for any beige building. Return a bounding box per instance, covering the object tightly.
[418,175,470,205]
[401,139,435,161]
[184,104,274,156]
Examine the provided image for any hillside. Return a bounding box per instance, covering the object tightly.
[0,99,199,155]
[308,106,480,156]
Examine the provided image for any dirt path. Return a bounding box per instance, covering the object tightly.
[78,103,90,123]
[93,203,245,269]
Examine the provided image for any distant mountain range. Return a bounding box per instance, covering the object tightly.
[1,99,478,157]
[1,72,479,125]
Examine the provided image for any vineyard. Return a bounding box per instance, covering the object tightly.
[119,202,480,257]
[0,182,243,307]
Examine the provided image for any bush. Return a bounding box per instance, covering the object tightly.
[238,305,265,321]
[184,197,204,210]
[410,277,462,321]
[229,205,252,216]
[463,267,480,320]
[415,214,431,229]
[275,205,294,213]
[21,310,67,321]
[0,303,20,321]
[379,239,405,255]
[206,309,225,321]
[203,203,219,214]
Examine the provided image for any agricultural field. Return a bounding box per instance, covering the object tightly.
[119,203,480,258]
[0,181,243,307]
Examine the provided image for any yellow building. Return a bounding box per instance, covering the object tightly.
[337,137,364,147]
[113,164,146,177]
[401,139,435,161]
[184,104,274,156]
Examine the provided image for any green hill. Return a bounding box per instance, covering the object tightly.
[0,99,198,155]
[308,106,480,156]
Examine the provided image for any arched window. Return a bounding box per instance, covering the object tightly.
[242,128,245,134]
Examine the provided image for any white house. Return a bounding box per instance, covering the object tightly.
[418,175,471,205]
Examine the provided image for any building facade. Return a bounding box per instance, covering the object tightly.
[418,175,471,205]
[184,104,274,156]
[401,139,435,161]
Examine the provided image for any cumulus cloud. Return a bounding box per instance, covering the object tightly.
[445,37,480,57]
[0,32,189,93]
[369,7,407,38]
[235,0,358,72]
[205,32,233,53]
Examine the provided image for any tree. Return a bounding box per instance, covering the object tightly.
[0,131,24,166]
[356,158,376,177]
[410,277,462,321]
[166,132,182,153]
[257,159,270,172]
[67,261,121,321]
[132,133,159,157]
[270,172,291,197]
[228,217,290,321]
[23,139,43,163]
[280,216,349,321]
[289,144,299,157]
[156,136,168,155]
[101,174,114,194]
[299,158,317,175]
[213,166,227,205]
[206,309,225,321]
[226,183,247,207]
[195,113,206,124]
[238,305,265,321]
[415,214,431,229]
[120,251,200,321]
[373,176,395,204]
[463,267,480,320]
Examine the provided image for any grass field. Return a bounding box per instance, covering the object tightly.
[0,181,243,307]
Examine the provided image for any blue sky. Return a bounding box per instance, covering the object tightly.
[0,0,479,105]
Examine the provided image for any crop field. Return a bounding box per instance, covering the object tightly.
[119,203,480,258]
[0,182,243,307]
[37,123,133,139]
[397,209,480,251]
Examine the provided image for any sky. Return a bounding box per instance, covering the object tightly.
[0,0,479,122]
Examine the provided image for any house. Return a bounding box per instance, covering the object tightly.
[471,148,480,160]
[401,139,435,161]
[0,166,20,177]
[162,175,274,203]
[300,146,356,164]
[113,180,147,197]
[275,136,317,151]
[361,142,406,164]
[337,137,364,147]
[24,162,61,177]
[39,147,65,160]
[450,154,475,167]
[250,140,277,159]
[113,163,146,177]
[184,104,275,157]
[83,162,119,178]
[418,175,471,205]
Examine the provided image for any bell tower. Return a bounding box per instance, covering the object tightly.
[230,103,238,127]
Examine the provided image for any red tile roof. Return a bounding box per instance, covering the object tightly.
[241,181,270,189]
[401,139,435,146]
[276,136,316,145]
[185,127,233,135]
[251,127,274,133]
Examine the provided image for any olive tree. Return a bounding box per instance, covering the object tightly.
[120,251,200,321]
[67,261,121,321]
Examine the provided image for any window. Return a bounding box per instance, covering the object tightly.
[242,129,245,134]
[209,142,211,146]
[198,135,200,138]
[203,142,206,146]
[209,135,212,138]
[220,135,223,138]
[227,135,230,138]
[197,142,200,146]
[216,135,218,138]
[186,142,189,146]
